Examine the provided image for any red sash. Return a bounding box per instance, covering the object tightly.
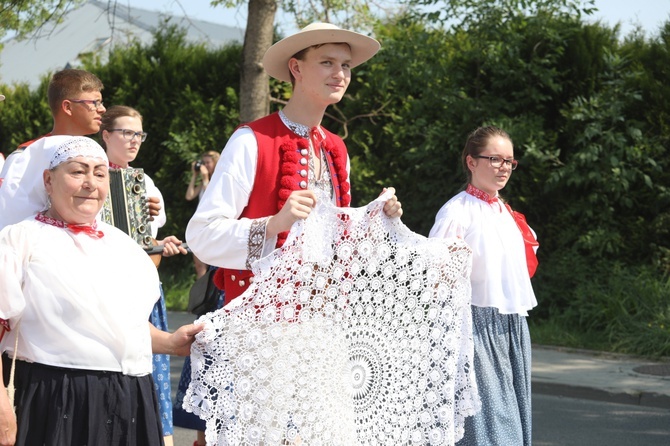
[505,204,539,278]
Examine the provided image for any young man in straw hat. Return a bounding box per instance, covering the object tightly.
[183,22,404,446]
[186,22,402,307]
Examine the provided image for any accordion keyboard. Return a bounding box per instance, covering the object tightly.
[99,168,152,248]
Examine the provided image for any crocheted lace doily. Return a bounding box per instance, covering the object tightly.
[184,193,479,445]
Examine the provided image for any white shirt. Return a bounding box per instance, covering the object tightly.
[430,191,537,315]
[186,113,354,270]
[0,136,74,231]
[0,217,160,375]
[143,173,165,238]
[186,128,262,270]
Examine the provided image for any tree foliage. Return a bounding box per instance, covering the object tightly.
[80,25,242,253]
[1,0,669,355]
[211,0,403,31]
[0,0,83,42]
[326,2,669,333]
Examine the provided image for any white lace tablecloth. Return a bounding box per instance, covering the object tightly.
[184,193,480,445]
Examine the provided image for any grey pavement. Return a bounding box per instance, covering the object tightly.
[166,311,670,444]
[531,345,670,409]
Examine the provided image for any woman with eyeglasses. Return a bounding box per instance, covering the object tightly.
[100,105,187,446]
[429,126,539,446]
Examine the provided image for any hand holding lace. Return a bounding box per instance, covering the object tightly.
[266,189,317,238]
[380,186,403,218]
[150,322,204,356]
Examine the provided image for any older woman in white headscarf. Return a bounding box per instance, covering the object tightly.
[0,136,202,446]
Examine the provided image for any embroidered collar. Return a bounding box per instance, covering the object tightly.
[279,110,326,156]
[109,161,127,169]
[466,184,498,204]
[279,110,326,140]
[36,212,105,239]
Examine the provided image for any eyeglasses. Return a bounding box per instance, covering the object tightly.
[109,128,148,142]
[474,155,518,170]
[68,99,104,110]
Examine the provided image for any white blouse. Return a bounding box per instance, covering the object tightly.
[143,173,165,238]
[429,191,537,315]
[0,218,160,375]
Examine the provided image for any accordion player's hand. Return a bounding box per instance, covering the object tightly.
[147,196,162,220]
[157,235,188,257]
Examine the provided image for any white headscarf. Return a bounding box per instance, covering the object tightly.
[0,136,108,230]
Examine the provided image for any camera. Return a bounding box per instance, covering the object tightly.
[194,160,203,170]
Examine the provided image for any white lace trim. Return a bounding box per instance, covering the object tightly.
[185,193,480,445]
[48,136,108,170]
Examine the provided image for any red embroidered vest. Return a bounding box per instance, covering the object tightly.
[219,112,351,302]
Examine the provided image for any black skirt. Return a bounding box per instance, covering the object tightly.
[2,354,164,446]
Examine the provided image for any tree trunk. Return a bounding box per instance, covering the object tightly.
[239,0,277,123]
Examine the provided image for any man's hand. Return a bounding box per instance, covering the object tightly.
[266,190,318,238]
[381,187,403,219]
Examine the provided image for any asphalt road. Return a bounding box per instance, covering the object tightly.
[533,394,670,446]
[170,391,670,446]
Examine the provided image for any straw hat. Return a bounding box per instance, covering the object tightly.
[262,22,380,83]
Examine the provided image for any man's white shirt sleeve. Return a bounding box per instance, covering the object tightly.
[186,127,278,270]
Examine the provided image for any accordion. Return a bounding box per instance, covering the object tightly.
[99,168,153,249]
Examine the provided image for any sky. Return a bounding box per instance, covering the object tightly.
[121,0,670,38]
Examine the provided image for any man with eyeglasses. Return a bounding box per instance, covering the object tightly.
[0,69,106,229]
[17,69,106,150]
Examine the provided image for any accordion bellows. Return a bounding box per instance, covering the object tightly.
[99,168,152,248]
[184,194,480,445]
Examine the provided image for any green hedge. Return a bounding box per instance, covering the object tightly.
[2,9,669,356]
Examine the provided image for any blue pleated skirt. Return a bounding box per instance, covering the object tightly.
[150,284,173,436]
[457,305,532,446]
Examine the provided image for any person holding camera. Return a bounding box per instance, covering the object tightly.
[185,151,220,202]
[178,150,221,445]
[185,151,220,280]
